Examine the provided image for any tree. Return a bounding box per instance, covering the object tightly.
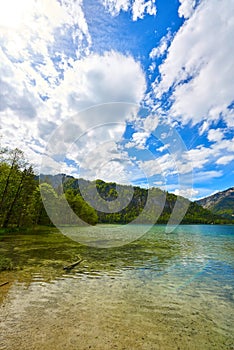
[0,148,25,212]
[0,147,39,228]
[38,183,58,226]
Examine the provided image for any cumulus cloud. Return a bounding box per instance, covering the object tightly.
[138,154,175,178]
[135,131,233,193]
[178,0,196,19]
[0,1,146,180]
[0,0,92,144]
[174,188,198,200]
[125,131,150,149]
[41,116,147,184]
[74,140,137,183]
[1,0,232,195]
[149,32,171,59]
[207,129,224,143]
[132,0,156,21]
[102,0,156,21]
[53,51,146,120]
[183,134,234,168]
[152,0,234,128]
[1,46,146,179]
[43,51,146,170]
[0,0,91,90]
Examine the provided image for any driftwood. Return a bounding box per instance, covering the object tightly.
[63,256,83,271]
[0,281,9,287]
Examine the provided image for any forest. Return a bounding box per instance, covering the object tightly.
[0,146,232,229]
[63,177,230,225]
[0,147,98,228]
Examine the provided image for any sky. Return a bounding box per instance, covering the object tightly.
[0,0,233,200]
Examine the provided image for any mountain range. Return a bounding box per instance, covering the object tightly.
[196,187,234,220]
[40,174,233,225]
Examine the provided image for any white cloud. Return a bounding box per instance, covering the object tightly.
[75,140,136,183]
[49,51,146,132]
[225,108,234,128]
[174,187,198,200]
[0,0,232,193]
[131,131,150,149]
[0,0,91,60]
[149,32,171,59]
[132,0,156,21]
[143,114,158,132]
[207,128,223,143]
[178,0,196,19]
[183,135,234,169]
[157,145,168,152]
[124,113,158,150]
[138,154,176,178]
[184,146,212,169]
[152,0,234,128]
[0,0,146,183]
[136,136,233,184]
[0,0,92,107]
[102,0,156,21]
[193,170,223,182]
[67,51,144,108]
[216,155,234,165]
[0,0,93,133]
[199,120,209,135]
[102,0,130,16]
[212,137,234,154]
[1,49,146,180]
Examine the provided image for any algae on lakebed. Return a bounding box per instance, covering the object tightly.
[0,225,179,283]
[0,227,81,270]
[1,225,233,350]
[0,256,14,272]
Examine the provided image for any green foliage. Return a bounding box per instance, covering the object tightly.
[62,177,232,225]
[0,145,98,228]
[0,147,38,228]
[196,188,234,220]
[63,188,98,225]
[212,196,234,219]
[0,144,232,229]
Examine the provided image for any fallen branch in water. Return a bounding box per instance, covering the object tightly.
[0,281,9,287]
[63,256,83,271]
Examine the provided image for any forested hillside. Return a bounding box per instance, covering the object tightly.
[196,188,234,219]
[0,147,98,228]
[0,146,232,228]
[61,177,229,225]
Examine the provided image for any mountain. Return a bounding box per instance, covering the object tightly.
[38,174,73,188]
[40,175,231,225]
[196,187,234,219]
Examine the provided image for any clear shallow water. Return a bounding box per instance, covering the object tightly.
[0,225,233,350]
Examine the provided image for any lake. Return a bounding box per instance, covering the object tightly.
[0,225,233,350]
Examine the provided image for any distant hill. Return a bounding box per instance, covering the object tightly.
[196,187,234,220]
[38,174,73,188]
[39,174,231,225]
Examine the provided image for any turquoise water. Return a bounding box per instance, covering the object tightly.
[0,225,233,350]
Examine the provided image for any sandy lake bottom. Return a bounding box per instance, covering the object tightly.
[0,225,233,350]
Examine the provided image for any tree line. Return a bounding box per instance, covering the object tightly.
[0,147,98,228]
[64,178,230,225]
[0,146,231,229]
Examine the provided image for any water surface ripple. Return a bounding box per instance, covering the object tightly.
[0,225,233,350]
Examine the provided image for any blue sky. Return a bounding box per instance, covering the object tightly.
[0,0,233,199]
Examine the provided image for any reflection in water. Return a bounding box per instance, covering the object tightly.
[0,225,233,350]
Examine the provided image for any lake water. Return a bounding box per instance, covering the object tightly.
[0,225,233,350]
